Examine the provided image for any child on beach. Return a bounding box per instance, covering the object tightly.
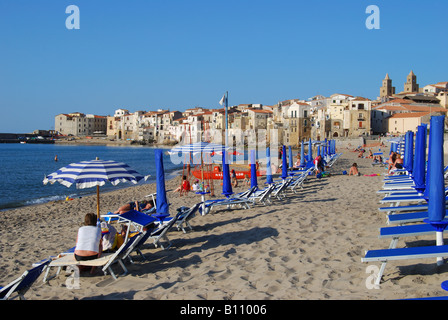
[231,169,238,187]
[349,163,360,176]
[244,174,250,186]
[192,179,200,191]
[173,175,191,195]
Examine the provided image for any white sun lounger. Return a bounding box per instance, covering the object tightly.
[44,232,144,282]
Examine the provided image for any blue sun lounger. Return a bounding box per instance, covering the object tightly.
[387,211,430,225]
[362,245,448,286]
[0,259,50,300]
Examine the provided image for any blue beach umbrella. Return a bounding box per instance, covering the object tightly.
[43,158,149,219]
[155,149,169,215]
[308,138,313,162]
[250,150,258,189]
[412,125,427,194]
[288,146,293,169]
[404,131,414,174]
[424,125,433,201]
[427,116,445,222]
[266,147,273,185]
[282,145,288,180]
[222,151,233,198]
[300,141,305,167]
[424,116,447,265]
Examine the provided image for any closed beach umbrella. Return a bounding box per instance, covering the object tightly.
[222,151,233,198]
[43,158,149,219]
[404,131,414,174]
[308,138,313,162]
[266,147,273,185]
[250,150,258,189]
[300,141,305,167]
[412,125,427,194]
[425,116,447,265]
[288,146,293,169]
[427,116,445,222]
[155,149,169,215]
[424,125,433,201]
[282,145,288,180]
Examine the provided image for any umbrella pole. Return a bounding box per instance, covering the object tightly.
[96,185,100,221]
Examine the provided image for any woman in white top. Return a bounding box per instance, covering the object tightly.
[74,213,102,261]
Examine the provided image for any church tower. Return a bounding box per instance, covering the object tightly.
[380,73,395,98]
[404,70,419,93]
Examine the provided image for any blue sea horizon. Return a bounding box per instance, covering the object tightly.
[0,144,184,211]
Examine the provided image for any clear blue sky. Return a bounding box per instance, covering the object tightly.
[1,0,447,133]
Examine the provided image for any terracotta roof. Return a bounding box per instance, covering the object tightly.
[352,96,371,101]
[248,109,273,114]
[389,112,430,119]
[388,98,412,104]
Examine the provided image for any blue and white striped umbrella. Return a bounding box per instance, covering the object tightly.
[43,158,149,218]
[43,159,148,189]
[170,142,229,154]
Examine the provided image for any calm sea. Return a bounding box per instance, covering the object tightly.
[0,143,183,211]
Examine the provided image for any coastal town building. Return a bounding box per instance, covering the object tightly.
[380,74,396,100]
[55,112,107,137]
[403,70,419,94]
[53,72,448,144]
[371,98,447,134]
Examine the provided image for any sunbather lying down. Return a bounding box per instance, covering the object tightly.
[114,199,154,214]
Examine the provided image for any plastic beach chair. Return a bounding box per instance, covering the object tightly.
[0,259,50,300]
[249,184,276,205]
[175,202,201,233]
[362,245,448,286]
[148,211,182,249]
[44,233,144,281]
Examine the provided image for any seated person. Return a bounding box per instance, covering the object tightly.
[387,152,397,173]
[192,179,200,191]
[172,175,191,195]
[243,174,250,186]
[74,213,102,269]
[392,155,404,171]
[294,156,301,168]
[349,163,360,176]
[101,222,119,253]
[231,169,238,187]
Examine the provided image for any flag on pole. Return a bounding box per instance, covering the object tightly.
[219,94,226,106]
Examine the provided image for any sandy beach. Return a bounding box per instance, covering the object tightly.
[1,146,448,301]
